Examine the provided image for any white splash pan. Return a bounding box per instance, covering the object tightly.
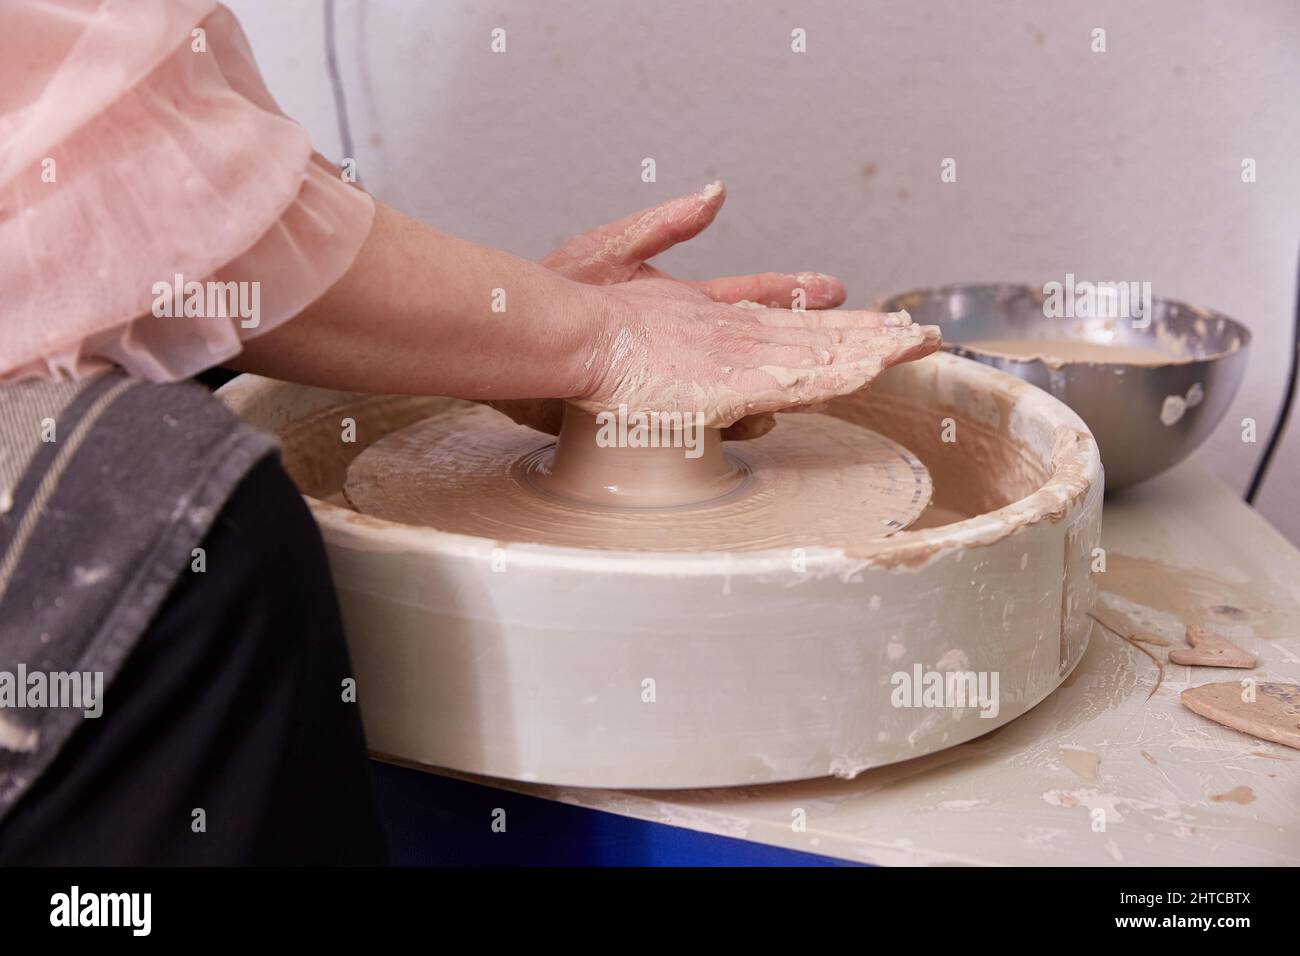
[219,351,1102,788]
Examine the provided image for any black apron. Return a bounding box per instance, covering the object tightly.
[0,371,385,863]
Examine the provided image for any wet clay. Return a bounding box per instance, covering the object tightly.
[961,339,1174,367]
[1168,624,1257,669]
[273,358,1078,554]
[520,403,748,508]
[1058,746,1101,782]
[344,401,934,552]
[1100,553,1300,635]
[1181,682,1300,751]
[1209,785,1256,805]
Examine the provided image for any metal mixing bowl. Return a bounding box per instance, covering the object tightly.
[876,283,1250,491]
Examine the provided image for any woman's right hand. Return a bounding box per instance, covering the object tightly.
[489,183,940,437]
[570,276,940,429]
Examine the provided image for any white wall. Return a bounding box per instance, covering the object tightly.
[227,0,1300,542]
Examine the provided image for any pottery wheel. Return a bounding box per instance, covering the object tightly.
[344,402,933,552]
[225,352,1104,788]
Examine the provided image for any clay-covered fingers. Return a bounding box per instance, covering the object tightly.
[727,361,887,413]
[726,323,942,414]
[580,276,940,433]
[541,182,727,283]
[737,322,942,368]
[690,272,846,310]
[894,323,943,362]
[746,306,916,330]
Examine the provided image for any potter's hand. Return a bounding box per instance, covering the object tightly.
[492,183,918,438]
[540,181,846,307]
[572,276,939,429]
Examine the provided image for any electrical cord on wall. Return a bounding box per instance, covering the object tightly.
[323,0,362,188]
[1245,250,1300,504]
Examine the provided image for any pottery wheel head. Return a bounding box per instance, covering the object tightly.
[344,401,934,552]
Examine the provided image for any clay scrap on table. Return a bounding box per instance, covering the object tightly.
[1168,624,1257,669]
[1181,681,1300,751]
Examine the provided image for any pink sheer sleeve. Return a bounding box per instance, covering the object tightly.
[0,1,375,381]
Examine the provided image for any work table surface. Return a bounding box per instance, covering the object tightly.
[440,462,1300,866]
